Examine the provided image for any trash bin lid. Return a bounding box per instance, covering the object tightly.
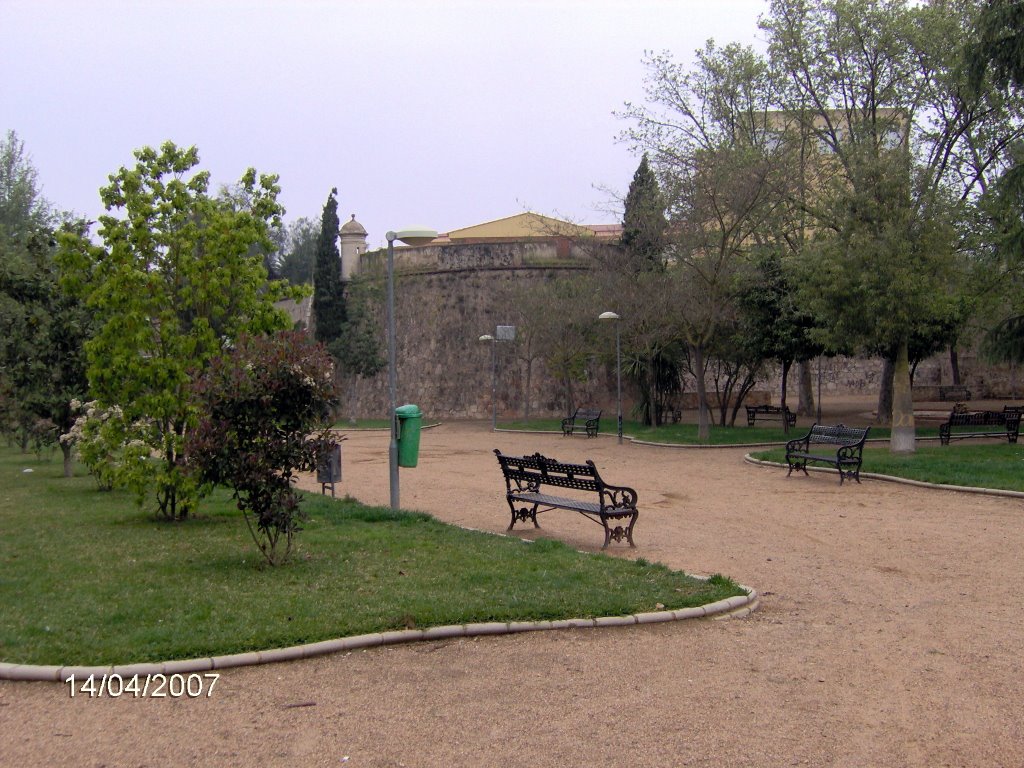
[395,404,422,417]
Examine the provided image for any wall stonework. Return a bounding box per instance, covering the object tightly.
[342,241,595,421]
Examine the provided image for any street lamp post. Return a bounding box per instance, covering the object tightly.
[479,334,496,430]
[599,311,623,444]
[386,228,437,510]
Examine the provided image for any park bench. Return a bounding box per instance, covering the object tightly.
[561,407,602,437]
[493,449,638,548]
[785,423,870,485]
[746,404,796,428]
[938,385,972,401]
[938,408,1020,445]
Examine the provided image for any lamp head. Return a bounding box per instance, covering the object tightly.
[392,228,437,246]
[598,311,621,321]
[479,334,495,342]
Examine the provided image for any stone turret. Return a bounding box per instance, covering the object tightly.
[339,214,368,282]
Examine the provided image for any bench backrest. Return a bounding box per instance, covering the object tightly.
[948,410,1019,427]
[807,423,869,446]
[575,408,601,421]
[494,450,603,493]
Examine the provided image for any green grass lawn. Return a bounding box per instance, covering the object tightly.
[499,418,938,445]
[751,441,1024,492]
[0,447,743,666]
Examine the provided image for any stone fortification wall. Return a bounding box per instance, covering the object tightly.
[357,238,596,275]
[343,241,601,421]
[762,350,1023,407]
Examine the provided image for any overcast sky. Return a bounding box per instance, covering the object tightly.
[4,0,767,247]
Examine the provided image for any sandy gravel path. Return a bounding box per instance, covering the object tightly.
[2,421,1023,767]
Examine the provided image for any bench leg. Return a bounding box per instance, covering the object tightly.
[506,498,539,530]
[601,511,638,549]
[785,457,808,478]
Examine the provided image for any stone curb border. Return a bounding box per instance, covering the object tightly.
[0,588,758,683]
[330,422,442,434]
[743,454,1024,499]
[495,427,908,451]
[495,427,782,450]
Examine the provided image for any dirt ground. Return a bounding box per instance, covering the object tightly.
[3,401,1024,767]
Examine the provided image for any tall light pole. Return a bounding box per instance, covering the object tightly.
[479,334,496,430]
[386,228,437,509]
[599,311,623,444]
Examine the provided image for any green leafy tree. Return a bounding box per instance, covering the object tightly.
[275,217,319,285]
[621,42,792,438]
[312,188,346,345]
[329,275,386,420]
[969,0,1024,362]
[188,331,336,565]
[57,141,293,519]
[737,248,823,430]
[0,131,90,472]
[763,0,1022,452]
[0,130,53,244]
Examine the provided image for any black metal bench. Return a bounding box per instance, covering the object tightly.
[785,423,870,485]
[493,449,638,548]
[938,385,972,401]
[939,408,1020,445]
[746,404,796,428]
[561,407,601,437]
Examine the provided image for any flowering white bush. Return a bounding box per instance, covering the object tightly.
[61,401,137,491]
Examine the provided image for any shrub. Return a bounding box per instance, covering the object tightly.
[187,331,337,565]
[60,400,142,491]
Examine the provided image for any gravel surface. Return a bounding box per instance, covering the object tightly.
[3,419,1023,767]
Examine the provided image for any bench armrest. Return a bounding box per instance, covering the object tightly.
[837,444,864,462]
[785,436,809,453]
[600,483,637,509]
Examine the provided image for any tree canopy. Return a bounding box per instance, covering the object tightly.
[58,141,294,519]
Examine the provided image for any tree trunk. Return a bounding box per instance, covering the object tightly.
[891,339,916,454]
[523,358,532,420]
[950,344,961,386]
[779,358,792,434]
[797,360,815,417]
[61,441,74,478]
[650,375,660,427]
[347,374,359,425]
[690,343,711,442]
[877,357,895,425]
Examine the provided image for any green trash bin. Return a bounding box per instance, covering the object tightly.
[395,404,423,468]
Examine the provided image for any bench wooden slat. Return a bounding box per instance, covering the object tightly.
[494,449,637,548]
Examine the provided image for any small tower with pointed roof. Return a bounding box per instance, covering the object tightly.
[339,213,368,282]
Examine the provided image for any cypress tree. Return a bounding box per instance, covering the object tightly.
[622,153,668,273]
[312,188,346,344]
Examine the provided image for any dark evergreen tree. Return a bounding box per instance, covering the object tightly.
[621,153,668,273]
[312,188,345,345]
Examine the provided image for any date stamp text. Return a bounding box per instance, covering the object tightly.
[64,673,220,698]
